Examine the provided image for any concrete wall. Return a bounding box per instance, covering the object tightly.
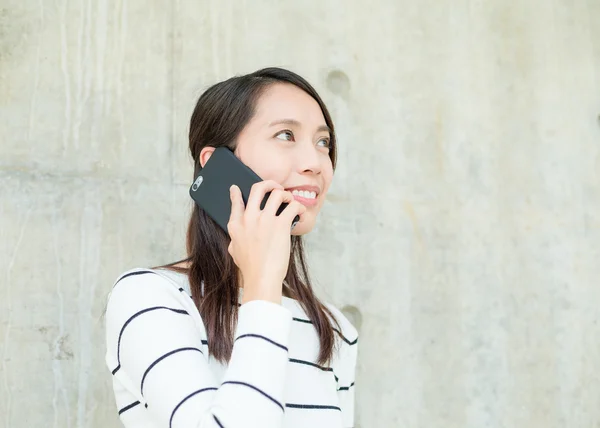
[1,0,599,427]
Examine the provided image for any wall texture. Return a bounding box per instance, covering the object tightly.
[1,0,599,427]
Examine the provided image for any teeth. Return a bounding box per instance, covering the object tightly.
[291,190,317,199]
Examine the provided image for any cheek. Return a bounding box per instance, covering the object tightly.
[251,161,289,183]
[238,145,289,182]
[321,163,334,193]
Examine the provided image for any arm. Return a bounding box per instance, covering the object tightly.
[105,273,292,428]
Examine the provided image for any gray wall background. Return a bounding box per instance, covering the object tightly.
[1,0,599,427]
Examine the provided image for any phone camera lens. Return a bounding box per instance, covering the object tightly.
[192,176,203,191]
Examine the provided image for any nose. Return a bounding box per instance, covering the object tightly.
[296,143,322,175]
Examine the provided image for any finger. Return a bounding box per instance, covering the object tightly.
[279,200,307,226]
[264,189,293,216]
[247,180,284,213]
[228,185,244,224]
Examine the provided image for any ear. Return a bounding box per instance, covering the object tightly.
[199,146,216,168]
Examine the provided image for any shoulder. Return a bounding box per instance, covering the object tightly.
[110,267,187,293]
[106,267,191,316]
[324,302,359,347]
[105,267,203,336]
[323,302,359,383]
[104,268,207,372]
[284,297,359,345]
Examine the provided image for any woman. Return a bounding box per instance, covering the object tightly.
[104,67,358,428]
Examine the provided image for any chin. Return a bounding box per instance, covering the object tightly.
[291,217,316,236]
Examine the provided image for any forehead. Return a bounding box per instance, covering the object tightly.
[252,83,327,127]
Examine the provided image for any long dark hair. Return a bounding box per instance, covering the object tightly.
[157,67,340,365]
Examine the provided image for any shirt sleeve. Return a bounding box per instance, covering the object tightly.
[104,272,292,428]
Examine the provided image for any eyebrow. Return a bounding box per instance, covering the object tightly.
[268,118,331,135]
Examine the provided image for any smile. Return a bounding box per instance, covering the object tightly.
[291,189,317,200]
[285,186,321,207]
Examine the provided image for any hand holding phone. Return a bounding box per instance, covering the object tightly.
[227,181,306,304]
[189,147,306,303]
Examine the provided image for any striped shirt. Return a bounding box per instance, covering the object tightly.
[104,268,358,428]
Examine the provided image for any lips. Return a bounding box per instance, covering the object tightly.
[285,185,321,207]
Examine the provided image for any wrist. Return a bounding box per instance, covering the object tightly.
[241,281,282,305]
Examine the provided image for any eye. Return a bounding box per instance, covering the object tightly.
[275,130,294,141]
[317,137,331,149]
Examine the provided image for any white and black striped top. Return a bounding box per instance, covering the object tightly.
[104,268,358,428]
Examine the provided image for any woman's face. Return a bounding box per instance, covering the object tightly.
[201,83,334,235]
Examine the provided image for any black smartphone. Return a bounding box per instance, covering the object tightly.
[189,147,300,234]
